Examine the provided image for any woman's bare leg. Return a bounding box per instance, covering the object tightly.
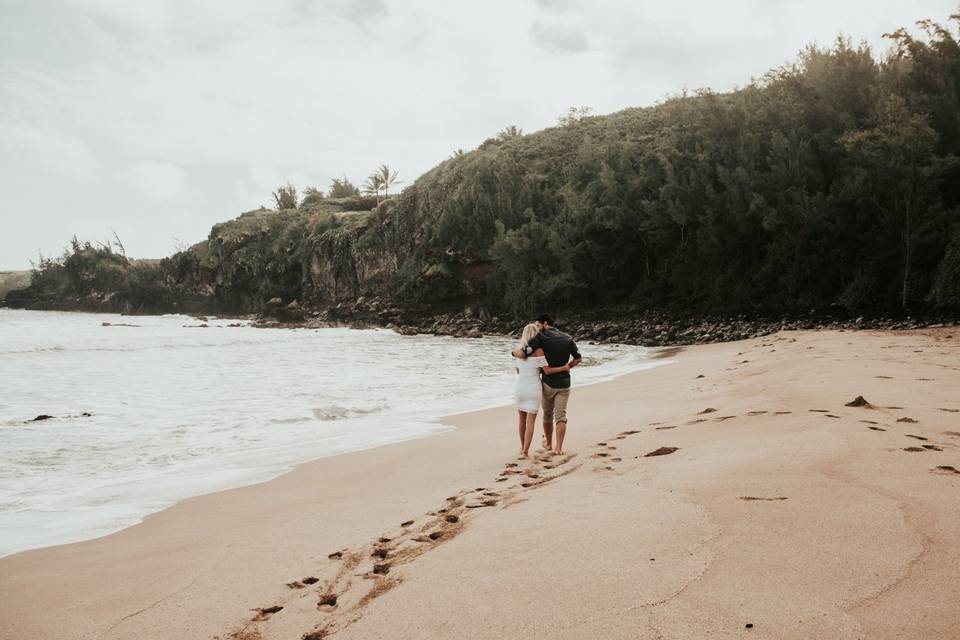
[522,411,537,457]
[517,410,526,453]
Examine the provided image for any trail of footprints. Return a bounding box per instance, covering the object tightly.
[230,390,957,639]
[230,448,583,640]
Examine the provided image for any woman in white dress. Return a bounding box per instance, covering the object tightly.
[513,323,571,458]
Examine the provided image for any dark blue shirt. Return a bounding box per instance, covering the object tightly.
[526,328,581,389]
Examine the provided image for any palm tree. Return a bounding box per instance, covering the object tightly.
[376,164,401,199]
[496,125,523,140]
[362,173,385,204]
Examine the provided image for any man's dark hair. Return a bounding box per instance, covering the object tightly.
[536,313,554,325]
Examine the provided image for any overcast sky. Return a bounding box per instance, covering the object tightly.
[0,0,955,268]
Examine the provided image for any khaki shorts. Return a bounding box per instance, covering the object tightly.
[541,384,570,424]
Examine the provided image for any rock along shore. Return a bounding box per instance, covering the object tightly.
[253,296,959,346]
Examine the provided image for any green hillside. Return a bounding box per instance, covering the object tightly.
[7,15,960,318]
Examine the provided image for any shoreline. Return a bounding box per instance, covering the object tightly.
[5,302,959,348]
[0,311,665,559]
[1,329,959,638]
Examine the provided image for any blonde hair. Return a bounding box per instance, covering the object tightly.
[518,323,539,354]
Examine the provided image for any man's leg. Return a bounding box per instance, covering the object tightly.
[541,384,555,450]
[553,389,571,454]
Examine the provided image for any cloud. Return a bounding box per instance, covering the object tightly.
[125,160,188,202]
[0,122,101,184]
[338,0,389,25]
[530,21,590,54]
[534,0,573,11]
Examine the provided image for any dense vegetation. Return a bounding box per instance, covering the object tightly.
[7,14,960,318]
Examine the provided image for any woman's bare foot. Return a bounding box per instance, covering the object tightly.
[553,448,563,455]
[520,451,529,458]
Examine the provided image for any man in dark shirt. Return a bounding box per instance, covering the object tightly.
[516,314,581,454]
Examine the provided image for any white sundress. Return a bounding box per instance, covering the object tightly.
[514,355,547,412]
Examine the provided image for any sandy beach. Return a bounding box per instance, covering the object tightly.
[1,328,958,639]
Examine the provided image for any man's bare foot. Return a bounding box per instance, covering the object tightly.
[553,448,563,455]
[520,452,529,459]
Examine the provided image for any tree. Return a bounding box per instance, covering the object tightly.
[496,125,523,141]
[272,182,298,210]
[840,95,943,308]
[362,173,385,204]
[376,164,401,199]
[557,106,594,126]
[328,176,360,198]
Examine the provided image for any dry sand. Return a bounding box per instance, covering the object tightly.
[1,329,959,639]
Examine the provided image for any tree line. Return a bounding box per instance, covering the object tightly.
[271,164,402,210]
[379,15,960,315]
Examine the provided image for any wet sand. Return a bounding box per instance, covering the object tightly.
[1,329,958,639]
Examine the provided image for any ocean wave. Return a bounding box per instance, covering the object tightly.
[311,403,388,421]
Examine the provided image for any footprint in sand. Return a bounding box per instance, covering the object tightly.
[698,408,717,414]
[932,465,960,475]
[809,409,830,413]
[641,447,680,457]
[944,431,960,438]
[897,417,918,424]
[252,605,283,621]
[922,445,944,451]
[906,434,929,441]
[328,550,344,560]
[318,593,338,607]
[401,520,414,527]
[746,411,768,416]
[774,411,792,415]
[903,447,926,452]
[739,496,788,501]
[466,499,498,508]
[938,408,959,413]
[655,425,678,430]
[867,426,887,432]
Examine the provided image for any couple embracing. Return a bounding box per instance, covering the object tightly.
[511,314,581,458]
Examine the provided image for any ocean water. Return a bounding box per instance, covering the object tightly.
[0,309,666,557]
